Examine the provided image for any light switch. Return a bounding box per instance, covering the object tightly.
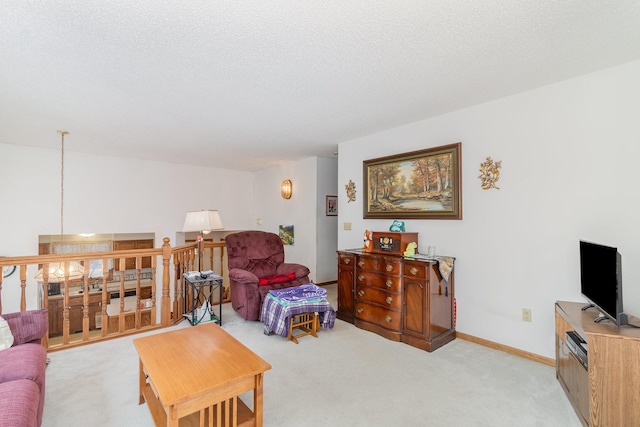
[344,222,352,230]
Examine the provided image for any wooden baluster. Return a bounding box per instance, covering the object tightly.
[150,255,157,327]
[118,257,126,333]
[219,244,228,302]
[62,262,70,345]
[135,256,141,329]
[82,257,90,341]
[19,265,27,312]
[161,237,171,326]
[101,258,109,337]
[172,251,181,322]
[39,278,49,348]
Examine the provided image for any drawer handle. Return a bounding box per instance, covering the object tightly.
[386,264,393,272]
[343,258,351,264]
[357,307,364,314]
[358,290,365,297]
[358,261,365,267]
[385,280,393,288]
[386,297,393,304]
[385,315,392,323]
[357,275,364,282]
[410,267,418,276]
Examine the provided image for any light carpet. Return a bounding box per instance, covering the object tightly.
[42,284,581,427]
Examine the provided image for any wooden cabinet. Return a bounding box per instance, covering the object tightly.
[555,301,640,426]
[105,309,151,334]
[337,250,455,352]
[113,239,154,270]
[48,292,104,336]
[402,259,455,351]
[47,297,62,336]
[337,252,356,323]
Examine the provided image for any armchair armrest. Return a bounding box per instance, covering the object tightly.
[229,268,259,285]
[2,309,48,345]
[277,263,311,279]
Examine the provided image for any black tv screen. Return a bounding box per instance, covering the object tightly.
[579,240,624,325]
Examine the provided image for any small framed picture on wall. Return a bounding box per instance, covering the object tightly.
[326,195,338,216]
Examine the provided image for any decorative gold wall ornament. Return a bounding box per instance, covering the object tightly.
[478,157,502,190]
[345,180,356,202]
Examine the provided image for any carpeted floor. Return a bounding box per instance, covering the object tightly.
[42,284,581,427]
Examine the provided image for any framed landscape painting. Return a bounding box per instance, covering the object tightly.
[363,143,462,219]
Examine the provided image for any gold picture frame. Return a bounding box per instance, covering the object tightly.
[363,143,462,219]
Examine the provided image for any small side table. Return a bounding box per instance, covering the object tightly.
[183,273,223,326]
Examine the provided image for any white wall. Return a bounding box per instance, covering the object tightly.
[315,157,338,283]
[252,157,339,283]
[0,143,254,312]
[253,157,319,281]
[338,59,640,359]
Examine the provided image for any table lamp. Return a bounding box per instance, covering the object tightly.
[182,210,224,275]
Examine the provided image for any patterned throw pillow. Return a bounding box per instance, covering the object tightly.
[0,315,14,350]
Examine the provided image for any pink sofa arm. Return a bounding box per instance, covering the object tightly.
[229,268,259,285]
[2,310,48,345]
[277,263,311,279]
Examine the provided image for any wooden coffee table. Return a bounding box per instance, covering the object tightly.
[133,323,271,426]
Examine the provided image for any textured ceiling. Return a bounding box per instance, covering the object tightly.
[2,1,640,171]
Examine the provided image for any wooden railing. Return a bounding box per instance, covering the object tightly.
[0,238,226,351]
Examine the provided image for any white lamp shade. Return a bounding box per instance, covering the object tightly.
[182,210,224,233]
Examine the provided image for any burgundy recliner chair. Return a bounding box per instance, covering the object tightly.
[226,230,311,320]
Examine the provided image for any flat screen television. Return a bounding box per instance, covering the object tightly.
[579,240,628,326]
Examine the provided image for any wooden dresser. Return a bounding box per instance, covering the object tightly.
[337,249,455,352]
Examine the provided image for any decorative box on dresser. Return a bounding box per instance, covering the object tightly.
[555,301,640,426]
[337,249,455,352]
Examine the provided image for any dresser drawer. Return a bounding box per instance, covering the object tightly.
[355,271,401,292]
[355,285,401,310]
[356,256,401,275]
[403,261,434,279]
[355,301,402,331]
[338,253,355,267]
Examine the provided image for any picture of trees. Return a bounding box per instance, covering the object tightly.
[363,143,462,219]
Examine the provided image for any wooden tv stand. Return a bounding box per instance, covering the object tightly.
[555,301,640,426]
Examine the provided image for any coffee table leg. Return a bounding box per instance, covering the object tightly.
[255,373,264,427]
[168,406,179,427]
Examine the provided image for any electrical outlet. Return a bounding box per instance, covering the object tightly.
[522,308,532,322]
[344,222,352,231]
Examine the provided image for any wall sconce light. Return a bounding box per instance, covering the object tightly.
[281,179,292,199]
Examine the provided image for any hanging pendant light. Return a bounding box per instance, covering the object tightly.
[35,131,85,282]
